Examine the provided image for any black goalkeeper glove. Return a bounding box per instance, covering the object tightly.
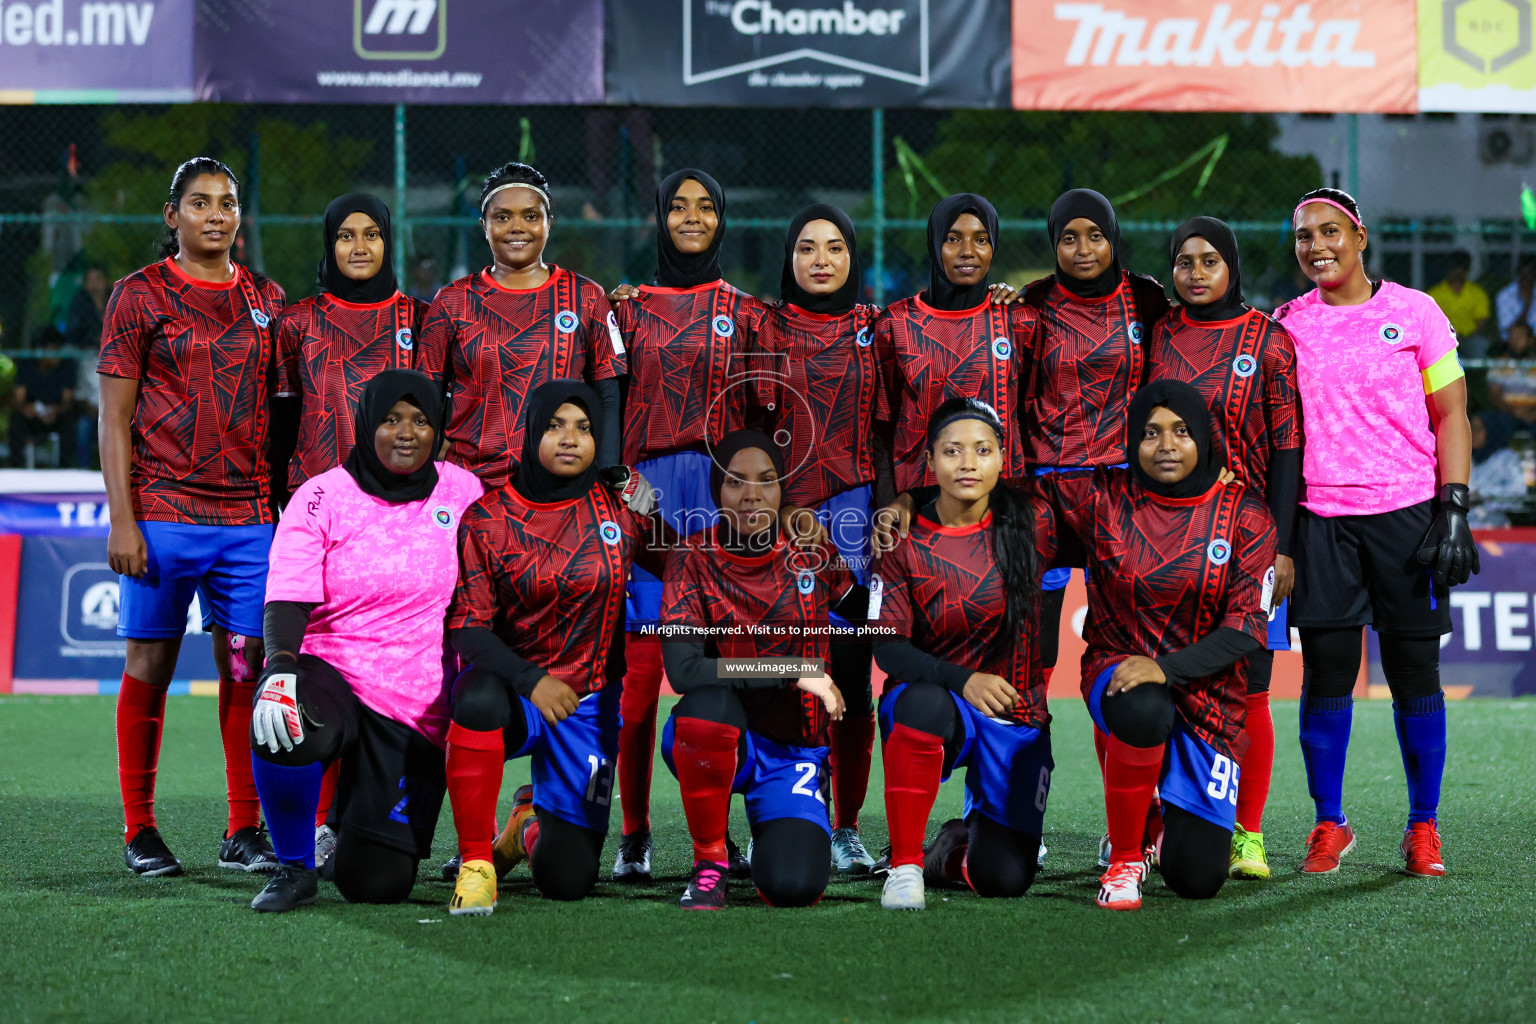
[1415,483,1481,588]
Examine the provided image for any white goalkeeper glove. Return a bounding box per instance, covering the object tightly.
[252,658,305,753]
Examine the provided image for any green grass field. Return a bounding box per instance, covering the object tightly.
[2,695,1533,1024]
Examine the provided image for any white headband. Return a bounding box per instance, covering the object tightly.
[480,181,550,215]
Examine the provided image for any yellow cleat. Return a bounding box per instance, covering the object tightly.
[448,859,497,916]
[1229,825,1271,879]
[492,784,536,880]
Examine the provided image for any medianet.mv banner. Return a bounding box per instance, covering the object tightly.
[0,0,194,101]
[605,0,1011,107]
[193,0,603,104]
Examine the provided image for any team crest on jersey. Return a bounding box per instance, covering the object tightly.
[431,506,454,530]
[1232,353,1258,378]
[250,309,270,328]
[1207,538,1232,565]
[600,520,622,545]
[1128,321,1144,344]
[555,310,580,333]
[855,327,872,348]
[1379,323,1403,343]
[992,336,1012,360]
[795,570,816,595]
[396,328,414,352]
[712,315,735,337]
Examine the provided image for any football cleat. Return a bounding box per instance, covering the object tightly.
[251,863,319,913]
[830,826,876,875]
[1229,825,1271,879]
[448,859,497,915]
[491,784,536,880]
[612,830,653,882]
[679,860,728,910]
[1096,831,1112,869]
[314,824,338,881]
[725,834,752,879]
[922,818,969,886]
[219,825,279,873]
[870,844,893,878]
[1096,860,1146,911]
[1401,821,1446,877]
[1036,842,1048,869]
[124,826,184,878]
[439,854,461,883]
[1301,821,1357,874]
[881,863,925,910]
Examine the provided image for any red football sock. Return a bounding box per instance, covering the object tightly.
[1236,690,1275,833]
[883,723,945,868]
[1093,724,1109,779]
[830,708,876,830]
[117,672,167,838]
[1104,734,1164,865]
[315,760,341,829]
[673,716,740,864]
[218,675,261,835]
[617,633,664,835]
[445,722,505,863]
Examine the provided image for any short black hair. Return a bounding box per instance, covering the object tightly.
[479,162,550,217]
[1296,187,1363,228]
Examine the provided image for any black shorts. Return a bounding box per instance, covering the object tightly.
[1291,502,1451,638]
[299,655,447,860]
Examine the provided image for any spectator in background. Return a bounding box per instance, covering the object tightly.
[408,256,441,304]
[1429,251,1491,357]
[1488,322,1536,424]
[1495,254,1536,341]
[1468,411,1526,527]
[10,326,79,467]
[65,266,110,350]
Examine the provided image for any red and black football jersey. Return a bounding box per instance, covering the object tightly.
[274,291,429,492]
[755,303,881,508]
[614,281,765,467]
[1146,308,1302,492]
[97,258,286,526]
[1024,272,1170,468]
[417,266,627,488]
[869,506,1054,728]
[1056,470,1276,758]
[448,482,643,696]
[660,537,855,747]
[873,296,1036,492]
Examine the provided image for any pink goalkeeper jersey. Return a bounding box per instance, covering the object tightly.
[1276,281,1458,518]
[266,463,484,746]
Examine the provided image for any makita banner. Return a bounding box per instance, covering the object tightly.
[193,0,603,104]
[1012,0,1419,112]
[605,0,1010,107]
[0,0,193,100]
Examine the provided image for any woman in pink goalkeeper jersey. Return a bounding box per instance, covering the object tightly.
[244,369,483,913]
[1276,188,1478,881]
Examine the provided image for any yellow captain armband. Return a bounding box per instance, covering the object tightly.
[1422,350,1465,395]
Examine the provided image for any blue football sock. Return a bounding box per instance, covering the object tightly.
[251,754,323,869]
[1299,693,1353,824]
[1393,692,1447,826]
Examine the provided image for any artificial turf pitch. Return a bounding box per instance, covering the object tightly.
[1,696,1532,1024]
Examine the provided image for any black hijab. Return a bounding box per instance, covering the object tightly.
[655,168,726,288]
[318,193,396,304]
[511,380,602,504]
[711,428,786,556]
[925,193,999,311]
[780,204,860,316]
[1126,379,1221,500]
[1170,216,1246,322]
[341,369,442,503]
[1048,189,1123,300]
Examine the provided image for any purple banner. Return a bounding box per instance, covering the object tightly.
[1368,533,1536,698]
[193,0,603,104]
[0,0,193,98]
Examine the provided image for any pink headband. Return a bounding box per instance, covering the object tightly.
[1293,197,1362,229]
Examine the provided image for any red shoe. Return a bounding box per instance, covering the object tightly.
[1301,820,1356,874]
[1400,821,1446,877]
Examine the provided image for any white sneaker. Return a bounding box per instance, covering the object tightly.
[1096,860,1145,911]
[881,863,926,911]
[1036,842,1048,869]
[1097,831,1112,869]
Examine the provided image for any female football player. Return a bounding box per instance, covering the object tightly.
[659,429,865,909]
[1148,216,1303,880]
[247,370,483,912]
[99,157,285,878]
[1277,188,1477,878]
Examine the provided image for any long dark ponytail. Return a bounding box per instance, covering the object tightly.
[157,157,240,261]
[925,397,1040,664]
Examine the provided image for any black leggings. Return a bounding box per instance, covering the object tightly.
[674,686,831,908]
[1300,628,1442,701]
[1098,682,1229,900]
[1039,587,1066,671]
[888,682,1041,898]
[1246,648,1274,695]
[829,639,874,719]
